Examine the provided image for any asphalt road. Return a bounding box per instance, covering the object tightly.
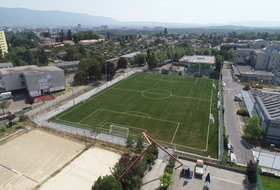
[222,67,254,165]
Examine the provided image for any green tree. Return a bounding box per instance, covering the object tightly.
[135,135,145,153]
[25,95,35,107]
[103,62,116,80]
[74,70,88,83]
[117,57,128,70]
[243,115,263,140]
[228,48,236,62]
[132,54,147,66]
[59,30,65,42]
[246,160,257,183]
[215,55,224,72]
[65,48,75,61]
[243,84,251,91]
[0,100,11,114]
[159,172,174,189]
[43,32,51,38]
[147,52,159,69]
[111,156,146,190]
[92,175,122,190]
[125,135,135,153]
[67,29,72,40]
[164,28,168,35]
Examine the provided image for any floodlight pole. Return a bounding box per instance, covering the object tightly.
[72,86,75,105]
[105,63,107,88]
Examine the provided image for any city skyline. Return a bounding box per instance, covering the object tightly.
[1,0,280,25]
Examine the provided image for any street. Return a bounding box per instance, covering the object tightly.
[222,66,254,165]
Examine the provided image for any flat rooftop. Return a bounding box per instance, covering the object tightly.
[120,51,142,58]
[237,65,274,77]
[179,56,192,62]
[250,90,280,121]
[49,61,79,67]
[0,65,62,75]
[188,55,215,64]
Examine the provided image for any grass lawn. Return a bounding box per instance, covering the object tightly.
[261,175,280,190]
[50,72,219,157]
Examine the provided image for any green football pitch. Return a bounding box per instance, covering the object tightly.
[51,72,219,157]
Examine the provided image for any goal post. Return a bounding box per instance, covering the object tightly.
[109,125,129,137]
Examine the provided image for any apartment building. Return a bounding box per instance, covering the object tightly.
[0,65,65,97]
[0,30,8,57]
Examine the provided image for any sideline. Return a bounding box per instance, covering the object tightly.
[0,129,23,142]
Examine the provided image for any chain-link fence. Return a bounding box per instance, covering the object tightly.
[218,73,224,161]
[257,171,264,190]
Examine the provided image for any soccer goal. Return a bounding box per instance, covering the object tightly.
[209,114,214,124]
[109,125,129,137]
[212,83,216,89]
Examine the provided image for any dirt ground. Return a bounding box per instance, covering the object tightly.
[39,147,121,190]
[0,130,84,190]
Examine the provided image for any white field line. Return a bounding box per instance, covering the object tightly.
[113,87,210,102]
[33,150,58,177]
[144,73,152,79]
[145,74,198,84]
[97,109,180,125]
[43,149,65,173]
[155,139,205,152]
[205,79,214,151]
[55,118,96,129]
[170,123,180,144]
[78,109,100,124]
[100,122,147,133]
[57,72,139,119]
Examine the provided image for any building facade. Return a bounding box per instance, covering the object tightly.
[0,30,8,57]
[0,65,65,97]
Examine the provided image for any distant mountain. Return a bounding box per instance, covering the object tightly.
[0,7,121,27]
[226,20,280,27]
[0,7,280,28]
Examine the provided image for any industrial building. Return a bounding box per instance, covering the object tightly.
[242,90,280,142]
[0,65,65,97]
[0,30,8,57]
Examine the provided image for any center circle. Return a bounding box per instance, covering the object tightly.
[141,88,172,99]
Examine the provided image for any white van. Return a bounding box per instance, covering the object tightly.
[223,83,226,87]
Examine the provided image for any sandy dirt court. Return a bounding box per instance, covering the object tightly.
[39,147,121,190]
[0,130,84,190]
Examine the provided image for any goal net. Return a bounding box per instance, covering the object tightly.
[109,125,129,137]
[212,83,216,89]
[209,114,214,124]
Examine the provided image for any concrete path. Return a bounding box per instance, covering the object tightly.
[142,159,166,190]
[142,147,174,190]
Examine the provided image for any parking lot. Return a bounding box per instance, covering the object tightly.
[169,158,254,190]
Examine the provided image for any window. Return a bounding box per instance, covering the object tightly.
[40,82,48,86]
[38,75,47,80]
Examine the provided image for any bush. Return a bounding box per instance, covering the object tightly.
[161,69,169,74]
[169,158,176,168]
[19,114,29,122]
[247,160,257,183]
[237,109,249,116]
[243,84,251,91]
[224,136,228,151]
[164,166,173,174]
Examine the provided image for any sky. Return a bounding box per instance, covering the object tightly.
[0,0,279,24]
